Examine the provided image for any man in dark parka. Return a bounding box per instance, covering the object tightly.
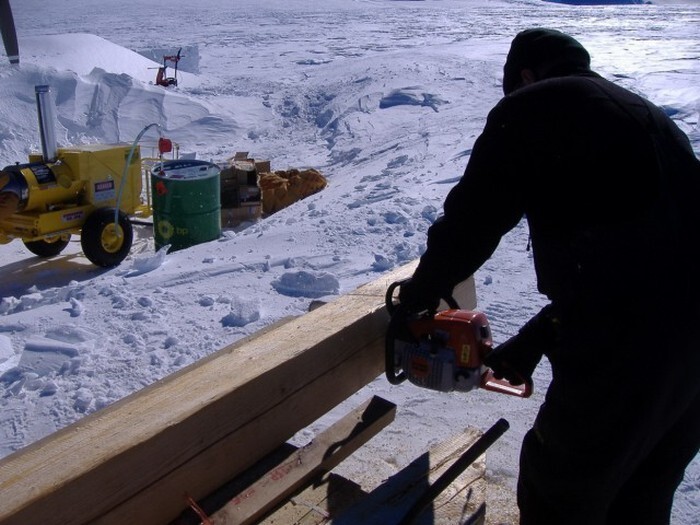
[398,28,700,524]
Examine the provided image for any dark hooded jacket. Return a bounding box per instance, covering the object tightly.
[412,71,700,315]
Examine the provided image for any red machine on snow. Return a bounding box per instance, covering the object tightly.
[155,48,182,87]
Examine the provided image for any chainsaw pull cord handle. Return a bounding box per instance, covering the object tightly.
[384,279,458,385]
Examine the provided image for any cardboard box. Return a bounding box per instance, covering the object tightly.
[254,160,271,174]
[219,153,265,226]
[220,183,240,208]
[221,202,262,229]
[220,183,260,207]
[239,185,261,203]
[221,152,263,187]
[221,165,258,187]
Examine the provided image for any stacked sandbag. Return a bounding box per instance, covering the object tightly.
[259,169,327,215]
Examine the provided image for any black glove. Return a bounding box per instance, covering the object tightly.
[397,277,441,315]
[484,304,560,385]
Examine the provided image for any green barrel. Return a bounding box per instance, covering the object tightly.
[150,160,221,252]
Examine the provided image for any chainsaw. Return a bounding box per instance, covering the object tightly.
[385,280,533,398]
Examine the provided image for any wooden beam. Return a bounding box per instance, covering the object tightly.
[0,262,475,525]
[255,426,489,525]
[211,396,397,525]
[259,473,368,525]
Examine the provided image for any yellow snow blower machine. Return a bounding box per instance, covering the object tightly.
[0,85,171,267]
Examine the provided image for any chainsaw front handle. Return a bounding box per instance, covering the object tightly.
[385,279,404,316]
[385,305,409,385]
[384,279,457,386]
[385,278,458,316]
[481,369,533,398]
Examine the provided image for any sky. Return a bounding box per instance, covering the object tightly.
[0,0,698,522]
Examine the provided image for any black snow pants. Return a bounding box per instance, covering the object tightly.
[516,301,700,525]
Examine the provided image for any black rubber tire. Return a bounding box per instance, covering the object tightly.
[23,234,71,257]
[80,208,133,267]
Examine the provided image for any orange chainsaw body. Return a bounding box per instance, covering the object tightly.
[406,309,492,371]
[392,308,532,397]
[394,309,492,392]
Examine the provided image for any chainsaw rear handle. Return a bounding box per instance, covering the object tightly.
[384,279,431,384]
[481,369,533,398]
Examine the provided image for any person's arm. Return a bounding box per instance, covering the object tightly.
[401,101,528,309]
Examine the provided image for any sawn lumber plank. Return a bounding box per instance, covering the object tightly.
[210,395,396,524]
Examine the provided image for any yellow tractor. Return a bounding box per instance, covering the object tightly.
[0,85,169,267]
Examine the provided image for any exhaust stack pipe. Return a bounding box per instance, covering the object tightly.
[35,85,58,162]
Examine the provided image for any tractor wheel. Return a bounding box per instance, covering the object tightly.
[23,234,71,257]
[81,208,133,267]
